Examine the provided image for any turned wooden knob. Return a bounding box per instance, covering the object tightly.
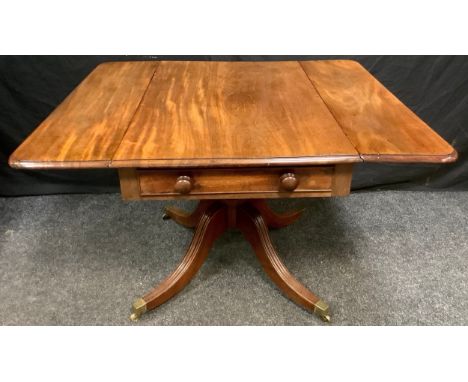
[174,176,192,194]
[279,173,298,191]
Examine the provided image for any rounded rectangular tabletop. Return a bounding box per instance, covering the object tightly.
[9,60,456,169]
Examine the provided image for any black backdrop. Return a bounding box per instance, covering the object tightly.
[1,56,467,196]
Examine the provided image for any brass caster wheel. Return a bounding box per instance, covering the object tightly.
[129,298,147,322]
[313,299,331,323]
[162,213,171,220]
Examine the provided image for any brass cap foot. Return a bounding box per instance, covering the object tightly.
[313,299,331,323]
[162,213,171,220]
[129,298,147,322]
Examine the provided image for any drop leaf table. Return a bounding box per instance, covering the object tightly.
[10,60,457,322]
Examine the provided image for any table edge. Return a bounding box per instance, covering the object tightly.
[9,149,458,170]
[9,155,361,170]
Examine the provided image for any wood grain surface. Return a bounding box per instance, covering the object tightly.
[236,204,322,311]
[142,203,228,311]
[118,164,353,200]
[134,199,329,320]
[9,61,159,169]
[10,60,456,170]
[137,167,333,197]
[111,61,360,167]
[300,60,457,163]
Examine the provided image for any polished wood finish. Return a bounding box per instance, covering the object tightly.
[135,166,335,199]
[163,201,212,228]
[137,199,326,320]
[279,173,299,191]
[9,60,458,322]
[112,61,360,168]
[142,203,228,311]
[174,176,193,194]
[331,164,354,196]
[236,204,321,312]
[250,200,304,229]
[10,60,456,169]
[118,168,141,200]
[300,60,457,163]
[165,200,304,230]
[9,62,159,169]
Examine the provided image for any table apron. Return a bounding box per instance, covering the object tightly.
[118,165,353,201]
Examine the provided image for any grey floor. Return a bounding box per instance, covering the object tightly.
[0,191,466,325]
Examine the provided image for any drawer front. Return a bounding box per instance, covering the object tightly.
[137,167,333,198]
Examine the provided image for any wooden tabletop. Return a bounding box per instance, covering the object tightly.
[9,60,456,169]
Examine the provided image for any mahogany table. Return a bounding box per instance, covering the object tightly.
[10,60,457,322]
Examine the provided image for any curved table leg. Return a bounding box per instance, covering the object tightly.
[163,200,213,228]
[237,204,331,322]
[130,203,227,321]
[250,199,304,229]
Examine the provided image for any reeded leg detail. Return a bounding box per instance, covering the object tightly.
[130,203,227,321]
[250,199,304,229]
[236,204,331,322]
[163,200,213,228]
[131,199,330,323]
